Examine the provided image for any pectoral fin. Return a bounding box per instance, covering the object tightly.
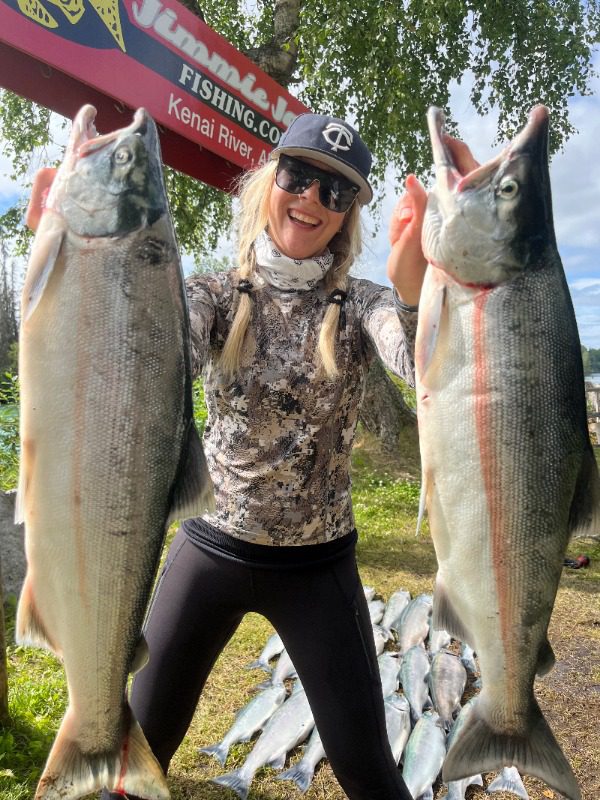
[167,422,215,525]
[21,215,66,321]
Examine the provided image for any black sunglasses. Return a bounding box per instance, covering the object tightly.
[275,154,359,213]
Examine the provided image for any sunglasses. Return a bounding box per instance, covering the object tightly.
[275,154,359,213]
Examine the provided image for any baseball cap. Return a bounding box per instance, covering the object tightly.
[272,113,373,205]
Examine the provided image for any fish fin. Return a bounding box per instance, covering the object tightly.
[416,476,427,536]
[443,696,581,800]
[131,635,150,674]
[16,576,60,656]
[276,761,314,793]
[245,658,272,673]
[35,705,169,800]
[267,752,287,770]
[536,638,555,677]
[432,582,474,648]
[487,766,529,799]
[168,423,215,525]
[21,219,65,321]
[415,282,446,377]
[14,471,25,524]
[199,742,229,767]
[211,769,251,800]
[569,446,600,538]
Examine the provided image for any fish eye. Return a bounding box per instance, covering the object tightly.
[114,147,132,166]
[497,178,519,199]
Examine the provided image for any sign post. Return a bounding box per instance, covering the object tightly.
[0,0,309,190]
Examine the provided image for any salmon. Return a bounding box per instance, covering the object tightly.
[16,105,213,800]
[416,105,599,800]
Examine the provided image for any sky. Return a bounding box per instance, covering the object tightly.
[2,64,599,351]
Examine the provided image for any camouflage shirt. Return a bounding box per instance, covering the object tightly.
[186,270,417,546]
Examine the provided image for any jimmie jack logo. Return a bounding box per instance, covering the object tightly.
[15,0,125,50]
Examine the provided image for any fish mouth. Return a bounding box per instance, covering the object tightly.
[75,107,156,158]
[427,105,550,193]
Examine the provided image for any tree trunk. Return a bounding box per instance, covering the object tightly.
[0,560,9,723]
[360,359,420,472]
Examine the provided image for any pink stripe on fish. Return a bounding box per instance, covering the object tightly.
[473,290,512,664]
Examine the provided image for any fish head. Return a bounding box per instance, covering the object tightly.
[55,106,167,238]
[423,105,555,287]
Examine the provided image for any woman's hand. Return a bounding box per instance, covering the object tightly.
[386,174,428,308]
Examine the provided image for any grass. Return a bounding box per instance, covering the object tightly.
[2,433,600,800]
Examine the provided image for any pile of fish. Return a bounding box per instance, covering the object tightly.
[199,586,531,800]
[16,106,214,800]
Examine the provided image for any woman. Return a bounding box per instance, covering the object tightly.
[103,112,427,800]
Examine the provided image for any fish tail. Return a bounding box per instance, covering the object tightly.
[198,741,229,767]
[487,766,529,798]
[245,658,271,673]
[211,769,251,800]
[35,706,169,800]
[277,762,314,793]
[443,697,581,800]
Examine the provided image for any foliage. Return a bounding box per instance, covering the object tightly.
[582,345,600,375]
[0,373,20,492]
[1,2,599,249]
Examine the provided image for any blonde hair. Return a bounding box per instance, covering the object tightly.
[220,158,363,379]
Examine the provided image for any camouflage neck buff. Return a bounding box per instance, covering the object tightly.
[254,230,334,291]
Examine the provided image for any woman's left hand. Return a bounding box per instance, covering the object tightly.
[386,174,428,308]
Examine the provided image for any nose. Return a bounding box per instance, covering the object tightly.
[300,180,321,202]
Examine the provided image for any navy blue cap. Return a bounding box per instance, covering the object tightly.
[272,113,373,205]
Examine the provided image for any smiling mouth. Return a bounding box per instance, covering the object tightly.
[289,209,321,227]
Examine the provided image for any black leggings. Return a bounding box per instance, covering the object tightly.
[102,528,411,800]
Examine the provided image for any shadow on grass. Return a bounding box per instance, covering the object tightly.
[169,773,281,800]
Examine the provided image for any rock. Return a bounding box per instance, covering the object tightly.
[0,490,26,600]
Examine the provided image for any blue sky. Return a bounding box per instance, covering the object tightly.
[2,68,599,349]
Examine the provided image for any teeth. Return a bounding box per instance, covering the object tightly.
[290,210,319,225]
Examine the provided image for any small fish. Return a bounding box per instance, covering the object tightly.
[428,626,452,655]
[368,598,386,625]
[378,652,401,698]
[395,594,432,653]
[363,585,376,601]
[487,766,529,799]
[399,644,432,722]
[16,105,213,800]
[384,693,411,764]
[402,710,446,800]
[246,632,284,673]
[418,105,597,800]
[199,685,286,766]
[211,687,315,800]
[258,648,297,688]
[440,773,484,799]
[372,623,393,655]
[276,726,326,794]
[381,589,412,632]
[429,650,467,730]
[459,643,478,675]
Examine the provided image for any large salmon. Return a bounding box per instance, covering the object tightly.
[416,105,599,800]
[16,105,214,800]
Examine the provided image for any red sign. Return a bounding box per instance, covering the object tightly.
[0,0,309,191]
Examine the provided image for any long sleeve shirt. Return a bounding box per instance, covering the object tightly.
[185,270,417,546]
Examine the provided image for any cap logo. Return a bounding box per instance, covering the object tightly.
[322,123,353,153]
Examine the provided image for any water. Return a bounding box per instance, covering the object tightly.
[585,373,600,384]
